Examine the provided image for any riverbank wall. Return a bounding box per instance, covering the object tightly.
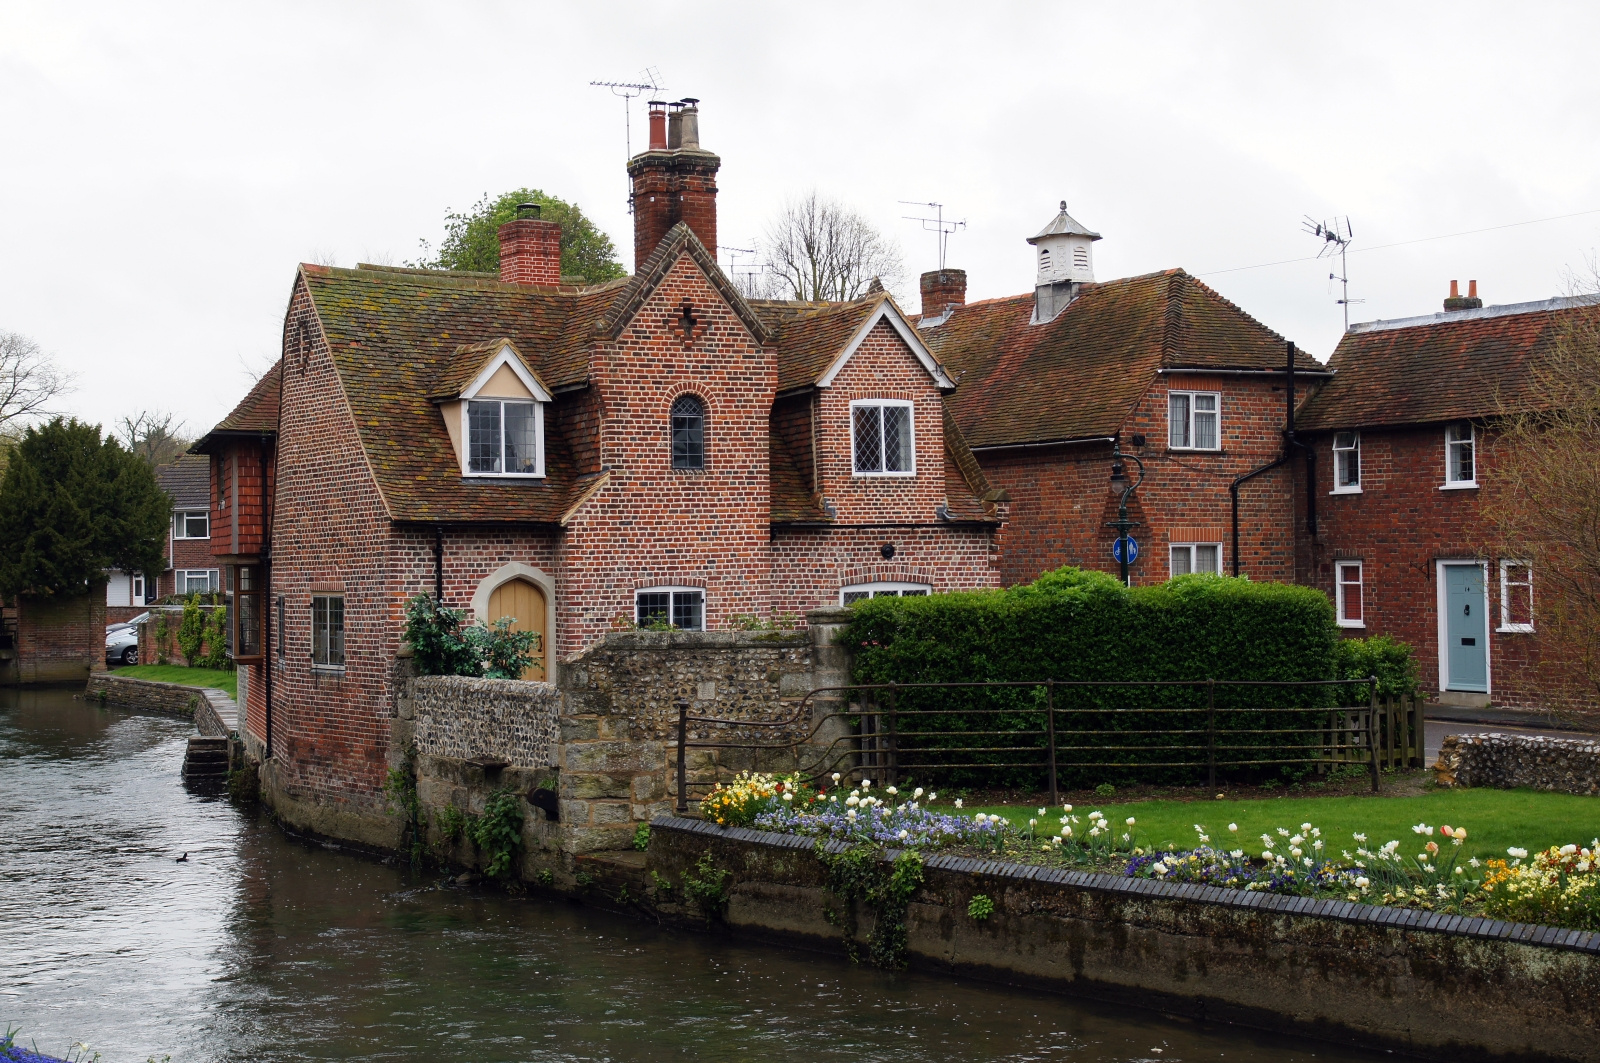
[642,816,1600,1063]
[85,673,235,737]
[252,608,855,867]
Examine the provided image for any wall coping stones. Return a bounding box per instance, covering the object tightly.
[650,814,1600,955]
[596,629,811,652]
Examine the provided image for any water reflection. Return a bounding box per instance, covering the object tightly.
[0,689,1380,1063]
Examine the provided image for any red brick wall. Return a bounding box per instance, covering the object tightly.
[212,440,271,558]
[159,520,218,599]
[773,526,1001,613]
[1294,423,1565,708]
[977,374,1310,587]
[558,255,772,650]
[16,590,105,682]
[814,320,951,525]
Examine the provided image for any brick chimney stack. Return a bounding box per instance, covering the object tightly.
[497,203,562,287]
[1443,278,1483,312]
[920,269,967,318]
[628,98,720,271]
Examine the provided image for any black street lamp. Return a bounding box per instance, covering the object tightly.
[1106,437,1146,587]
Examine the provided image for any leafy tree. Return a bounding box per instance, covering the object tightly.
[411,189,627,283]
[0,417,169,598]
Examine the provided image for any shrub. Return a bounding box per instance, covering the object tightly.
[404,594,541,680]
[177,594,205,665]
[1333,633,1419,698]
[842,568,1346,787]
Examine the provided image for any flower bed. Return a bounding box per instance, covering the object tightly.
[704,772,1600,932]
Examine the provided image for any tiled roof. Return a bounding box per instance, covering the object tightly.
[754,296,883,393]
[924,270,1319,449]
[155,454,210,509]
[425,338,551,401]
[203,360,282,437]
[300,263,632,524]
[769,431,827,524]
[1297,296,1600,430]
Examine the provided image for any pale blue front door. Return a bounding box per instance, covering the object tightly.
[1443,564,1488,692]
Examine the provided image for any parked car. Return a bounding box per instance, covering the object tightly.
[106,625,140,666]
[106,611,150,636]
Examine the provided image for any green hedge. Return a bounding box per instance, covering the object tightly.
[841,569,1395,787]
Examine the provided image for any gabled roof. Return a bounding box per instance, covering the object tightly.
[924,269,1320,449]
[756,293,955,393]
[155,454,210,509]
[194,360,282,451]
[427,338,552,402]
[1297,295,1600,431]
[602,222,773,345]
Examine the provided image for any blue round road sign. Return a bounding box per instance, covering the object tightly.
[1111,536,1139,564]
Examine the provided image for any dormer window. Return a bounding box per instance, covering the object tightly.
[441,339,551,479]
[468,400,540,474]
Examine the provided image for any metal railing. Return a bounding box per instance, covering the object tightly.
[675,677,1423,812]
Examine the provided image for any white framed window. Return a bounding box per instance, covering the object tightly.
[1169,543,1222,576]
[1498,560,1534,633]
[1168,391,1220,450]
[1332,431,1361,493]
[1335,561,1365,628]
[840,581,932,605]
[635,587,704,631]
[176,569,218,594]
[851,400,915,476]
[311,594,345,670]
[131,573,146,604]
[174,510,210,539]
[465,399,544,477]
[1443,423,1476,488]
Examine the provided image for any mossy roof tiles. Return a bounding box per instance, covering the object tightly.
[924,269,1319,449]
[1296,298,1600,431]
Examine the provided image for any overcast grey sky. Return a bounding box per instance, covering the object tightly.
[4,1,1598,437]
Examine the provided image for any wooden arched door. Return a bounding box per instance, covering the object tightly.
[486,578,548,681]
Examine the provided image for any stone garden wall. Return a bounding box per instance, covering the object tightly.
[1435,731,1600,795]
[409,675,562,768]
[85,673,235,736]
[647,816,1600,1063]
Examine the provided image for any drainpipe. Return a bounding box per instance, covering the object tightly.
[434,526,444,601]
[1230,341,1306,576]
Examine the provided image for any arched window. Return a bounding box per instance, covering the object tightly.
[671,394,705,469]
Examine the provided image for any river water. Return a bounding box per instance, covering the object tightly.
[0,688,1383,1063]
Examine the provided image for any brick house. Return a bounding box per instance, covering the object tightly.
[1293,285,1600,710]
[918,203,1326,587]
[103,454,217,622]
[196,100,1002,830]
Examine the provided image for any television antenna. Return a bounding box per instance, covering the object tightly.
[723,244,766,298]
[591,68,663,212]
[1303,215,1363,330]
[900,200,966,271]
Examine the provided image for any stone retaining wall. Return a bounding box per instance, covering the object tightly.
[85,673,235,736]
[409,675,561,767]
[647,816,1600,1063]
[1435,732,1600,794]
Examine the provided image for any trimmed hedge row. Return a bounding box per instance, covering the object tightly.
[841,568,1412,787]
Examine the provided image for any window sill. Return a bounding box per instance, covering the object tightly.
[310,665,346,676]
[463,472,546,480]
[1496,625,1535,634]
[1337,620,1367,629]
[1166,448,1224,455]
[1439,482,1479,491]
[1329,487,1363,495]
[852,471,917,478]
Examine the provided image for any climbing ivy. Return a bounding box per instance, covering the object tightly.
[817,842,925,970]
[470,789,525,881]
[382,747,424,867]
[680,850,730,923]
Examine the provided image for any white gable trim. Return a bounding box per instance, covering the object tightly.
[460,344,553,402]
[815,301,956,390]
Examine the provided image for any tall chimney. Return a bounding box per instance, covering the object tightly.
[497,203,562,287]
[1443,277,1482,312]
[627,98,720,271]
[920,269,967,319]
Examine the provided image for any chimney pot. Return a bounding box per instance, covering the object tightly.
[667,103,684,150]
[646,101,667,151]
[679,102,701,150]
[1449,279,1460,299]
[1443,277,1482,312]
[516,202,541,219]
[1468,279,1478,299]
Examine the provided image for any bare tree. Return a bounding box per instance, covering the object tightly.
[1486,267,1600,710]
[118,410,191,468]
[0,330,72,429]
[759,192,905,303]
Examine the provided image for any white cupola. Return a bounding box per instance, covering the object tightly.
[1027,201,1101,285]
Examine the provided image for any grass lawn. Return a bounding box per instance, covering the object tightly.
[946,788,1600,864]
[109,664,237,699]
